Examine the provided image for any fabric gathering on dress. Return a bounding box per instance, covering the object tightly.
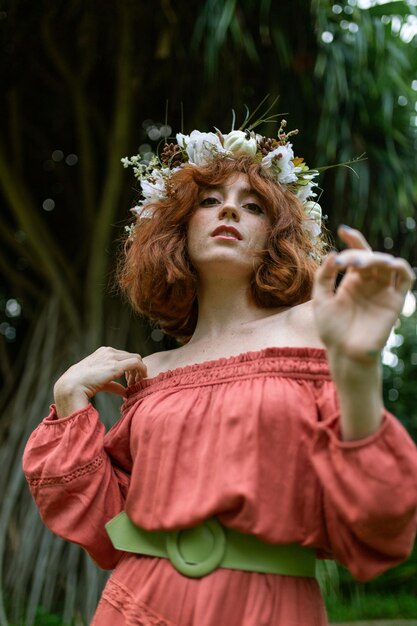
[23,347,417,626]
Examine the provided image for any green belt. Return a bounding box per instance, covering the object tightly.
[105,511,316,579]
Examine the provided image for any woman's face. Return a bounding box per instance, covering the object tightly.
[187,173,270,279]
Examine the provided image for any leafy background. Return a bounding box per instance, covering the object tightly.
[0,0,416,624]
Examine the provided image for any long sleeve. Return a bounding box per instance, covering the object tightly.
[22,403,131,569]
[311,408,417,581]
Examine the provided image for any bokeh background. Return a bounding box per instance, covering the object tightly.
[1,1,417,624]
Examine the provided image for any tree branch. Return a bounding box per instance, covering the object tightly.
[0,214,40,270]
[0,249,41,301]
[85,1,136,346]
[41,13,97,224]
[0,145,79,329]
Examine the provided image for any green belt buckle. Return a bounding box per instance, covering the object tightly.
[166,518,226,578]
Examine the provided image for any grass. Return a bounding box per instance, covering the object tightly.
[8,606,85,626]
[9,608,64,626]
[326,591,417,622]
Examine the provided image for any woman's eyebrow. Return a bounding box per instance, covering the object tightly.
[234,185,263,201]
[207,184,259,195]
[238,185,260,197]
[198,184,262,200]
[198,186,220,196]
[200,185,222,192]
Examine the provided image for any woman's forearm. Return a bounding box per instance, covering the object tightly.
[327,351,384,441]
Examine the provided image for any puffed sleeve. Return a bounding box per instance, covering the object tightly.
[310,384,417,581]
[22,403,132,569]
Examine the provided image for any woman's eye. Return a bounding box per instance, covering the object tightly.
[200,197,220,206]
[245,203,264,214]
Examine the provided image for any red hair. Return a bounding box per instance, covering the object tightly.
[118,156,326,341]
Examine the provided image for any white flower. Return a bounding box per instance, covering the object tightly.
[296,181,317,203]
[304,220,322,238]
[304,200,322,222]
[140,168,169,203]
[261,144,297,184]
[176,133,188,149]
[124,223,136,237]
[131,205,154,219]
[303,201,322,238]
[223,130,257,157]
[176,130,225,166]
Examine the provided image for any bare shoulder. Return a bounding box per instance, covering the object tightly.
[142,348,180,378]
[264,300,325,349]
[288,299,316,325]
[289,300,325,348]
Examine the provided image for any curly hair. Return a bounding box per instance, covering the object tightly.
[117,156,327,341]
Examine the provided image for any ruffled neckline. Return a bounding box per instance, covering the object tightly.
[125,346,329,402]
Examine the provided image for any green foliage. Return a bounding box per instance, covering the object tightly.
[7,605,82,626]
[31,609,64,626]
[10,607,66,626]
[312,0,417,262]
[326,590,417,621]
[383,310,417,441]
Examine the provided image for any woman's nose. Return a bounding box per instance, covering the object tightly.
[218,204,240,222]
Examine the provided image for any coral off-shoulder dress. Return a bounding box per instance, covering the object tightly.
[23,347,417,626]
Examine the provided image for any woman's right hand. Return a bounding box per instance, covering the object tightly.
[53,346,147,418]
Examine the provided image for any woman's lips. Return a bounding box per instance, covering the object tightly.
[211,226,242,240]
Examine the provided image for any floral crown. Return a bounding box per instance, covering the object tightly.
[122,101,360,245]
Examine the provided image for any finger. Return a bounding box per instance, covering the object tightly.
[101,381,127,397]
[334,250,415,283]
[337,225,372,251]
[124,371,135,387]
[334,250,397,271]
[372,266,394,286]
[119,356,148,378]
[388,258,416,295]
[125,367,145,386]
[97,347,146,366]
[312,252,339,299]
[106,358,147,386]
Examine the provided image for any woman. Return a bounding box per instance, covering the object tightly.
[23,124,417,626]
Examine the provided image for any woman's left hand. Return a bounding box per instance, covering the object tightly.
[312,225,415,364]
